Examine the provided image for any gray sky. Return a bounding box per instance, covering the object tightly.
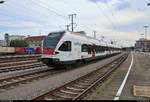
[0,0,150,47]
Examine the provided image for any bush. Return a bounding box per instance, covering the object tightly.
[10,40,29,47]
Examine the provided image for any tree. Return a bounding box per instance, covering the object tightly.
[10,39,29,47]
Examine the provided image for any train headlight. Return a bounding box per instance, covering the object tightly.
[54,59,59,62]
[55,51,59,54]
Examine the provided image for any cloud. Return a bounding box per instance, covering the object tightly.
[115,0,130,10]
[0,0,149,47]
[88,0,111,3]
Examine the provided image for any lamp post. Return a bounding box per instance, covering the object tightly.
[143,26,149,52]
[144,26,148,39]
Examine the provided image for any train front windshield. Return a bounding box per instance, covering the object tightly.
[43,32,64,48]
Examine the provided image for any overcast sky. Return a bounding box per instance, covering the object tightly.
[0,0,150,47]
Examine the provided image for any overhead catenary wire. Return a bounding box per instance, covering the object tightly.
[30,0,68,20]
[37,0,68,18]
[0,0,59,30]
[32,0,112,37]
[94,2,117,31]
[32,0,96,32]
[2,0,121,43]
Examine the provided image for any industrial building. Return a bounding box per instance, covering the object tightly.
[135,38,150,52]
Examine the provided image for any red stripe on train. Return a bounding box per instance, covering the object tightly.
[43,48,55,55]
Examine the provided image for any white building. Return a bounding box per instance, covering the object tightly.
[0,40,6,46]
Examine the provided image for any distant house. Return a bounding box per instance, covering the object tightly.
[0,40,6,47]
[135,38,150,52]
[25,36,46,47]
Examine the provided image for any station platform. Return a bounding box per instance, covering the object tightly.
[88,52,150,100]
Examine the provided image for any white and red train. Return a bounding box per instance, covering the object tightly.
[40,30,122,67]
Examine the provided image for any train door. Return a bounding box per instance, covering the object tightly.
[58,41,72,61]
[72,42,81,60]
[92,44,96,58]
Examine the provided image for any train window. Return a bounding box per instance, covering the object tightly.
[105,46,108,51]
[100,46,104,52]
[95,45,99,53]
[43,32,64,48]
[82,44,88,52]
[88,45,92,54]
[58,41,71,51]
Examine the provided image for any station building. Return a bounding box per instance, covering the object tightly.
[0,40,6,47]
[135,38,150,52]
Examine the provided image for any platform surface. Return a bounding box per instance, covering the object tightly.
[134,85,150,98]
[88,52,150,100]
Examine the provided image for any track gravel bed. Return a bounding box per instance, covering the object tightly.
[0,53,123,100]
[0,63,46,74]
[33,53,128,100]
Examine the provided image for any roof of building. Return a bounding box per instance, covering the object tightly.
[10,35,26,37]
[137,38,150,42]
[25,36,46,41]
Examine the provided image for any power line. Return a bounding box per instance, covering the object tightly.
[38,0,68,17]
[32,0,98,33]
[30,0,68,20]
[39,0,94,32]
[94,3,117,31]
[104,3,120,28]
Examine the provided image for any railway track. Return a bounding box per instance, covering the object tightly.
[0,65,80,91]
[0,54,41,64]
[0,60,38,67]
[33,53,129,100]
[0,62,46,74]
[0,53,124,93]
[0,67,56,90]
[0,54,41,59]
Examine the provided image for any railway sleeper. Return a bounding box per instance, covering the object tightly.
[44,94,65,100]
[60,89,79,95]
[73,84,88,89]
[66,86,85,91]
[52,92,74,100]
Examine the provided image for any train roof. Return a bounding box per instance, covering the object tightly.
[67,31,116,47]
[48,30,121,48]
